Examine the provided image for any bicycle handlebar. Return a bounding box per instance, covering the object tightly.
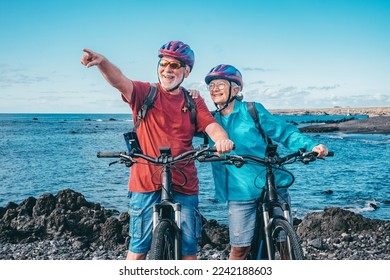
[198,148,334,167]
[97,144,218,166]
[97,145,332,169]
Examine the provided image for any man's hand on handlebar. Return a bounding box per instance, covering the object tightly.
[213,139,235,155]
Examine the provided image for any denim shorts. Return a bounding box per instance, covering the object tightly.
[128,191,201,256]
[228,188,291,247]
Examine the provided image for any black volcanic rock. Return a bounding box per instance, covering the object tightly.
[0,189,389,260]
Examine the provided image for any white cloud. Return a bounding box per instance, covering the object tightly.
[0,65,50,88]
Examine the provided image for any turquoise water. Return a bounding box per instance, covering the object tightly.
[0,113,389,224]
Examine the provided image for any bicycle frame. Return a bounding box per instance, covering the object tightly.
[151,146,182,260]
[260,144,293,259]
[199,144,332,260]
[97,143,218,260]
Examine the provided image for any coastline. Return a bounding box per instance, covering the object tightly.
[269,106,390,117]
[2,106,390,117]
[299,116,390,134]
[268,106,390,135]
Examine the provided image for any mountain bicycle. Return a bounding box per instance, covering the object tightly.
[97,133,217,260]
[198,144,334,260]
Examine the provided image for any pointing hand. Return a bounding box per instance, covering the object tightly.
[81,48,104,68]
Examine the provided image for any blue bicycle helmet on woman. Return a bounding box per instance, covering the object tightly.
[205,64,243,112]
[158,41,195,72]
[205,64,243,90]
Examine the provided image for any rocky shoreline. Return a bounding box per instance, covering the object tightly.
[299,116,390,134]
[268,107,390,135]
[1,189,389,260]
[269,106,390,117]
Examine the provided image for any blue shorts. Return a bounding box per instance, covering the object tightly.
[228,188,291,247]
[128,191,202,256]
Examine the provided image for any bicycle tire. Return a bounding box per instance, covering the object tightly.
[149,220,176,260]
[269,218,304,260]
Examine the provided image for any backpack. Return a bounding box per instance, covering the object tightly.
[132,83,196,132]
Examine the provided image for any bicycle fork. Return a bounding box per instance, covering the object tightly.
[152,203,182,229]
[262,202,293,259]
[152,202,182,259]
[262,205,273,259]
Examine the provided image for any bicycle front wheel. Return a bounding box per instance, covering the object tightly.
[149,220,176,260]
[269,218,304,260]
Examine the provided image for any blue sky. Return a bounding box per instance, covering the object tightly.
[1,0,389,113]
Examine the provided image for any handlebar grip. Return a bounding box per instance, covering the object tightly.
[97,152,122,158]
[208,146,217,153]
[199,155,229,162]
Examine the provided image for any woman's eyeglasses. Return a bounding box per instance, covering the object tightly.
[159,59,185,69]
[207,82,229,91]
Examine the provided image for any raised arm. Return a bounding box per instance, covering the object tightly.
[205,122,234,154]
[81,48,134,101]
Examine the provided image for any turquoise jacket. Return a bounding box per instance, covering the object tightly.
[209,100,318,202]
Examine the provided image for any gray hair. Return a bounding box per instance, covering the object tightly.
[231,81,242,92]
[230,81,243,100]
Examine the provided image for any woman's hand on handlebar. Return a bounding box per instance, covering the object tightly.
[213,139,235,155]
[311,144,328,158]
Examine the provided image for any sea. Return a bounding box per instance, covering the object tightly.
[1,113,389,225]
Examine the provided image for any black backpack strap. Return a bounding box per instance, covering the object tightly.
[246,102,273,145]
[182,87,197,125]
[133,83,158,132]
[199,110,217,145]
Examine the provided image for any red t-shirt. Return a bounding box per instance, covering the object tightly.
[122,81,217,195]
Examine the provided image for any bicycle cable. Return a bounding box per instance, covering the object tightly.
[251,164,295,190]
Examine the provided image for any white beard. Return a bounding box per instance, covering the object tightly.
[159,73,184,92]
[160,81,180,92]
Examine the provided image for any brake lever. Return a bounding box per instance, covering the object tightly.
[222,155,245,168]
[300,152,317,164]
[222,160,243,167]
[109,160,120,166]
[109,157,136,167]
[123,158,137,167]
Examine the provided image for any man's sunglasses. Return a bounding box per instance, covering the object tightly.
[159,59,185,69]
